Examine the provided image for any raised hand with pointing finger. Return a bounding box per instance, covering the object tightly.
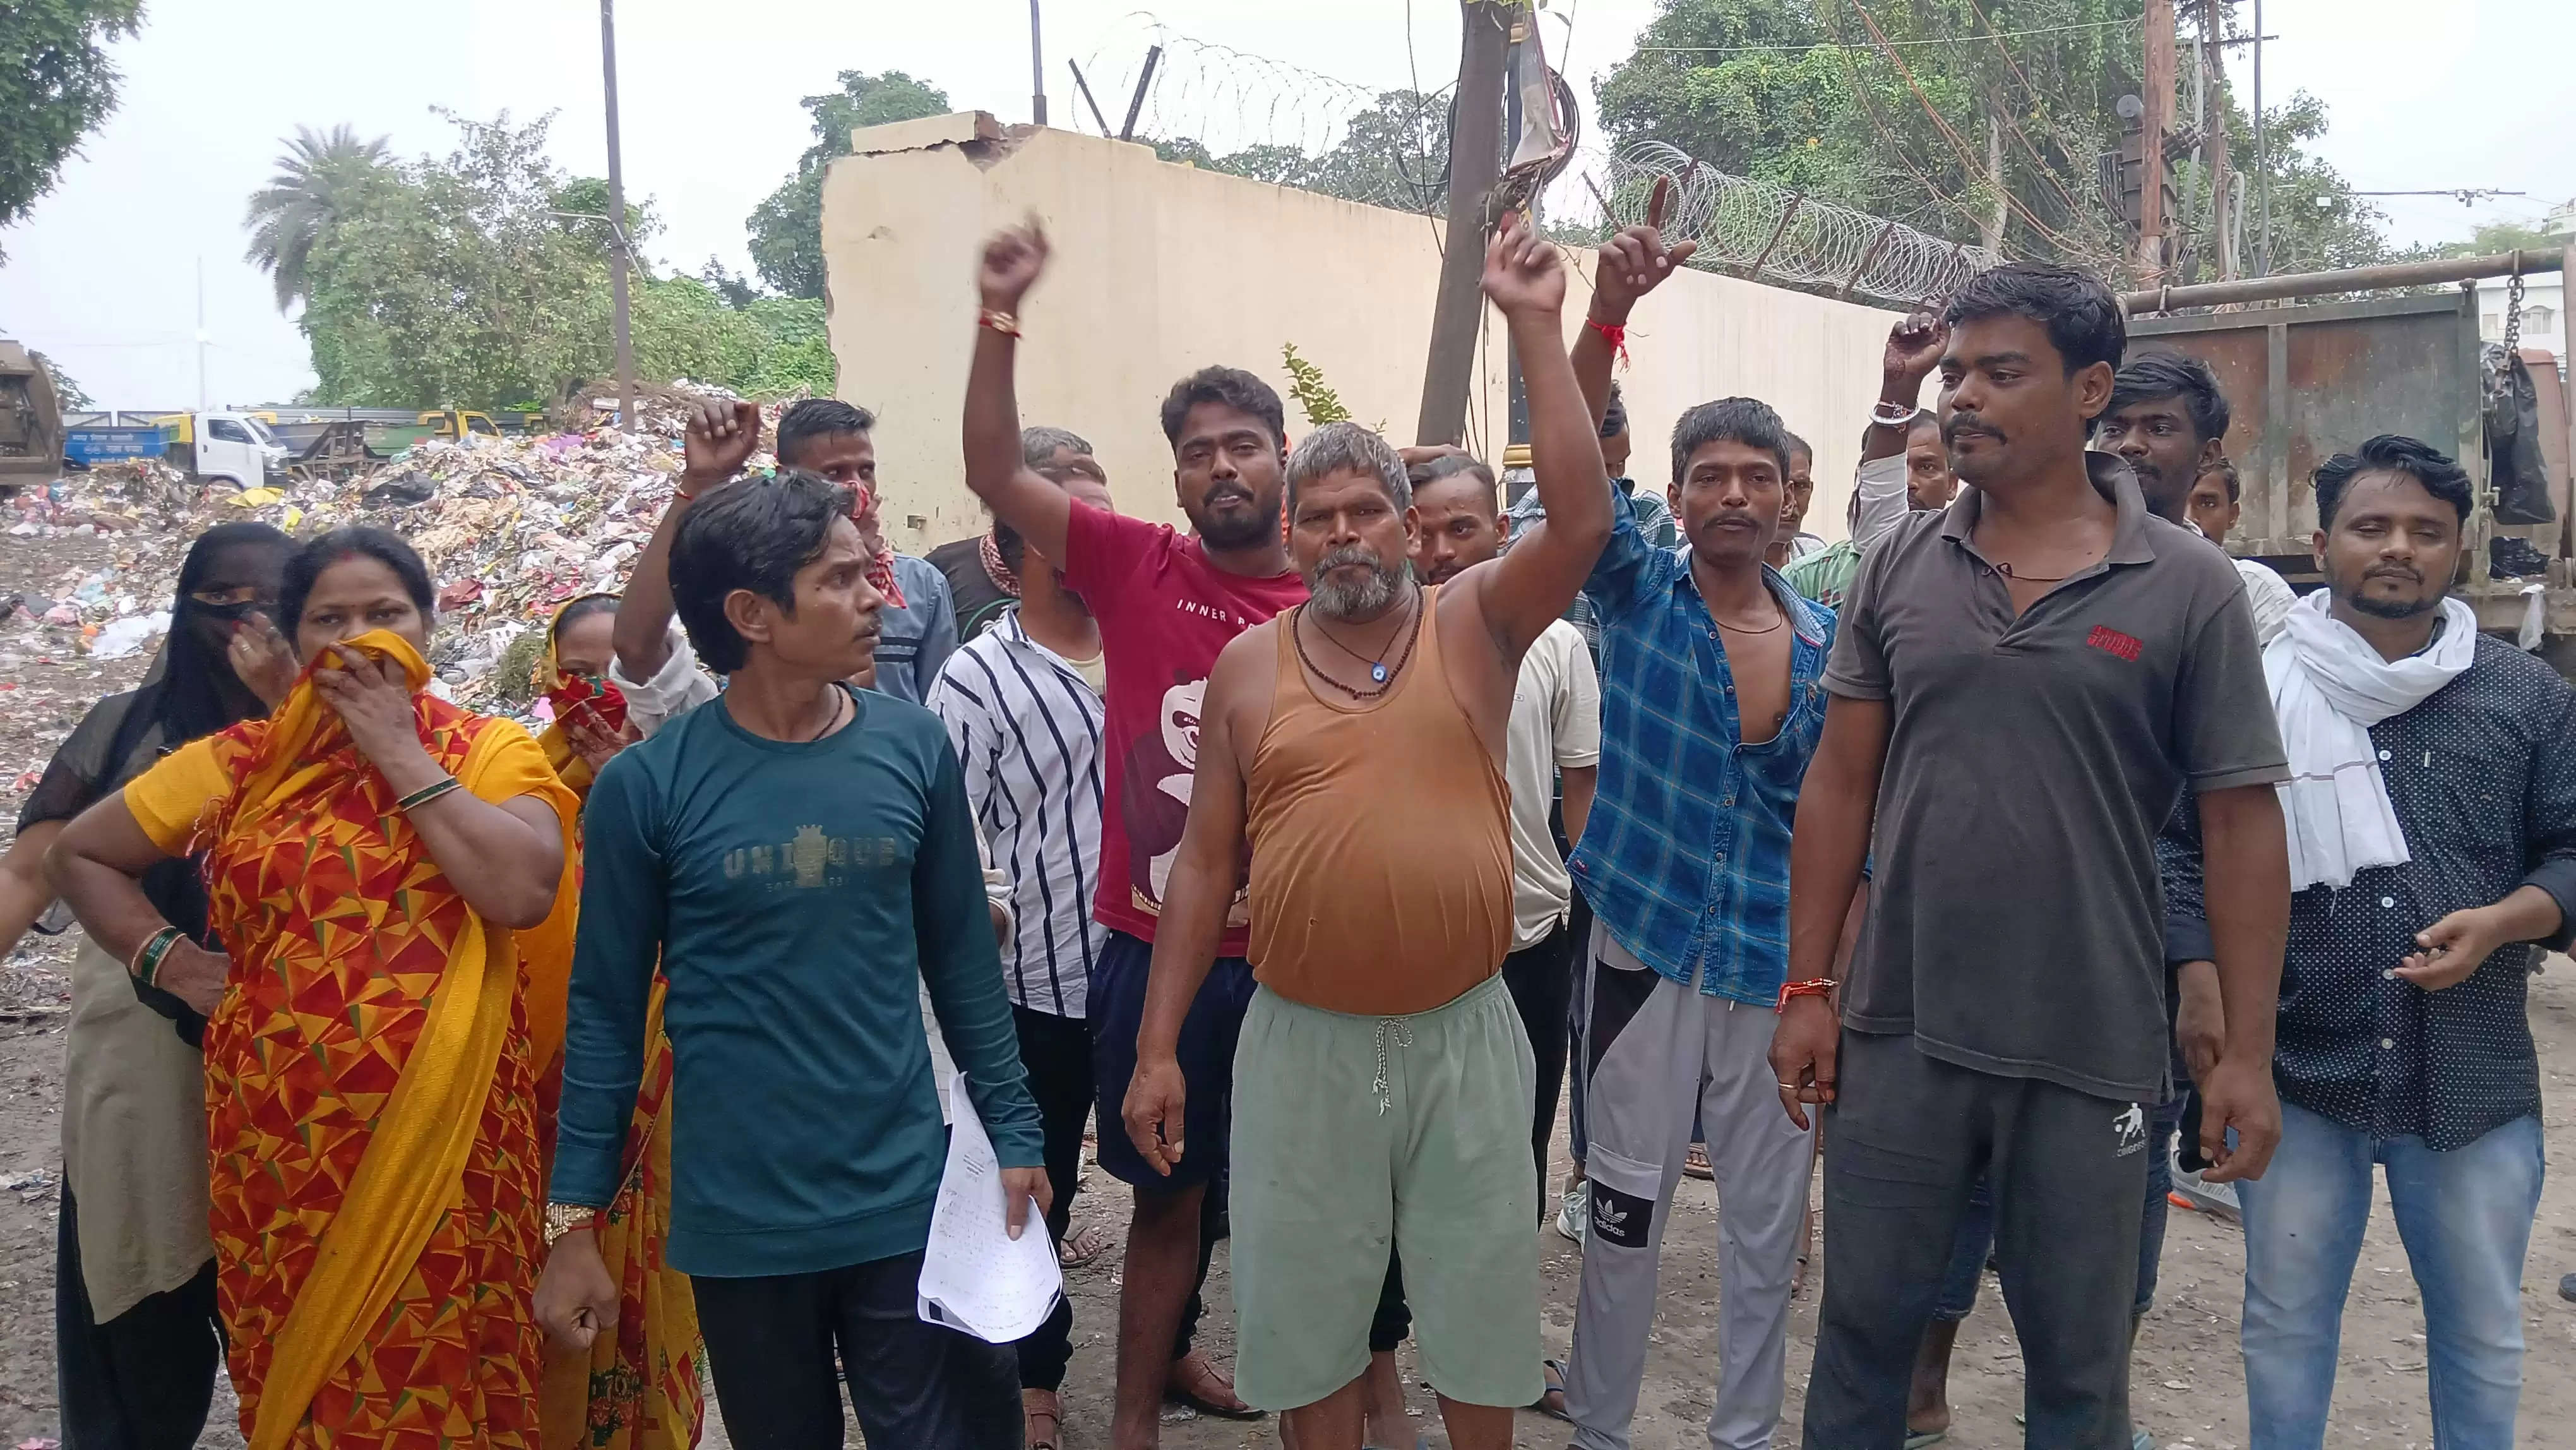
[1590,174,1700,325]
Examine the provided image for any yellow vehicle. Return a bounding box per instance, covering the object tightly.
[419,409,503,440]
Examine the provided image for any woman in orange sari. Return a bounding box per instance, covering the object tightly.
[524,593,702,1450]
[51,527,579,1450]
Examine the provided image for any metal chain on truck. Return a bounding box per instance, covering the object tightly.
[2487,265,2525,402]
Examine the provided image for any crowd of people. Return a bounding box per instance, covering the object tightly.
[1,201,2568,1450]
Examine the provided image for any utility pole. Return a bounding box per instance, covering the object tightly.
[2202,0,2233,279]
[600,0,636,431]
[1029,1,1049,126]
[1416,1,1512,448]
[2139,0,2176,284]
[2252,0,2271,276]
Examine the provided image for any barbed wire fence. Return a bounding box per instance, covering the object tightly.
[1073,19,1453,214]
[1068,21,2001,309]
[1590,141,2003,308]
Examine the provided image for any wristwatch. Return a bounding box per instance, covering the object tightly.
[544,1201,600,1245]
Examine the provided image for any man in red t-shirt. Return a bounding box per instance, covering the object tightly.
[965,222,1308,1449]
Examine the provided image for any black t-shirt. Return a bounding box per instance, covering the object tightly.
[1823,453,2287,1101]
[926,536,1017,644]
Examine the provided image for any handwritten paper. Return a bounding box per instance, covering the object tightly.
[916,1072,1063,1342]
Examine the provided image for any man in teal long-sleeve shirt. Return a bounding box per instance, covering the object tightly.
[538,469,1047,1450]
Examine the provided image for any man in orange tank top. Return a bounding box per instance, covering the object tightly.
[1118,215,1625,1450]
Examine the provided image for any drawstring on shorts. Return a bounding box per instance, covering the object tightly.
[1370,1018,1417,1115]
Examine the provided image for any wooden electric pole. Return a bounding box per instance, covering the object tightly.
[1415,1,1513,448]
[2139,0,2176,283]
[600,0,636,431]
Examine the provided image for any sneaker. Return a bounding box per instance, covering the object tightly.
[1555,1179,1587,1242]
[2166,1148,2241,1221]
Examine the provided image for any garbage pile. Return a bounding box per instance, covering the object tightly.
[4,383,799,718]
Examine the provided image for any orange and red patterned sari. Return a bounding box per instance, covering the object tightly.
[124,633,579,1450]
[525,602,703,1450]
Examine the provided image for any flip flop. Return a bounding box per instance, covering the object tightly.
[1058,1221,1112,1270]
[1529,1357,1573,1422]
[1903,1434,1947,1449]
[1165,1351,1265,1420]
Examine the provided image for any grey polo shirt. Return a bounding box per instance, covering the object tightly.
[1824,452,2286,1102]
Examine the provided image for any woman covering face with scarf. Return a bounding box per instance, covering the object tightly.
[50,526,581,1450]
[523,590,705,1450]
[1,522,287,1450]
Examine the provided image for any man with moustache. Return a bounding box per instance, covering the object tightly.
[2097,351,2297,643]
[2159,436,2576,1450]
[1774,264,2295,1449]
[1332,446,1604,1447]
[963,225,1300,1446]
[1122,215,1609,1450]
[1554,216,1837,1450]
[1767,433,1828,568]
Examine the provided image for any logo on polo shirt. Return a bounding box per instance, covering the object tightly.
[2087,624,2144,662]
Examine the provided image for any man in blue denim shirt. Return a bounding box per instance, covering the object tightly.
[1554,219,1835,1450]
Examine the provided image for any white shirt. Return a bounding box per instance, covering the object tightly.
[2234,557,2298,645]
[1505,620,1602,950]
[927,608,1108,1019]
[1849,454,1914,548]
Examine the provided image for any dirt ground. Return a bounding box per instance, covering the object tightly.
[0,529,2572,1447]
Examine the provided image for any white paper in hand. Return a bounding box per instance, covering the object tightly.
[917,1072,1063,1342]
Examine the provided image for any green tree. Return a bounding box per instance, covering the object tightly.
[2434,217,2573,261]
[549,174,659,268]
[1154,89,1449,213]
[244,125,395,313]
[1589,0,2404,281]
[746,70,951,299]
[0,0,145,247]
[295,111,833,410]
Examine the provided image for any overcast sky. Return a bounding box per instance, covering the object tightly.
[2,0,2566,409]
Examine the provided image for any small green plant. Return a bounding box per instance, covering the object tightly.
[1280,342,1351,426]
[1280,342,1384,433]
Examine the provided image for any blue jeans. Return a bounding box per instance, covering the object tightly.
[2238,1103,2544,1450]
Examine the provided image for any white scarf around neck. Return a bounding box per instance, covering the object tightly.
[2264,589,2478,890]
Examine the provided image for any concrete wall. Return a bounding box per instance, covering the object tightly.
[821,114,1914,554]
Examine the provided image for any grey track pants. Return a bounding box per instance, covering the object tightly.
[1564,926,1815,1450]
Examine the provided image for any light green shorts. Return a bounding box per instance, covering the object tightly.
[1229,971,1542,1411]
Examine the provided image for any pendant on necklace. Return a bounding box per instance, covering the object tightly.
[1371,663,1389,683]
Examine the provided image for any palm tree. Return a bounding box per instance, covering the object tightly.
[243,125,392,313]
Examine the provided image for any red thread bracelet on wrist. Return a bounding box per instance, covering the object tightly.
[1775,978,1837,1013]
[1585,316,1630,367]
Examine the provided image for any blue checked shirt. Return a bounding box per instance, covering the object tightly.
[1569,488,1837,1005]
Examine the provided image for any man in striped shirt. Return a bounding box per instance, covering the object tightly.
[926,428,1114,1450]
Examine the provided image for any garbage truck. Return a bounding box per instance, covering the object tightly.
[0,341,66,493]
[2121,246,2576,678]
[61,410,289,489]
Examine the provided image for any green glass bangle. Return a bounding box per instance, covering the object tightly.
[395,776,463,813]
[131,926,183,986]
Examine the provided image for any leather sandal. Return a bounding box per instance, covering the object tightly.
[1022,1387,1063,1450]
